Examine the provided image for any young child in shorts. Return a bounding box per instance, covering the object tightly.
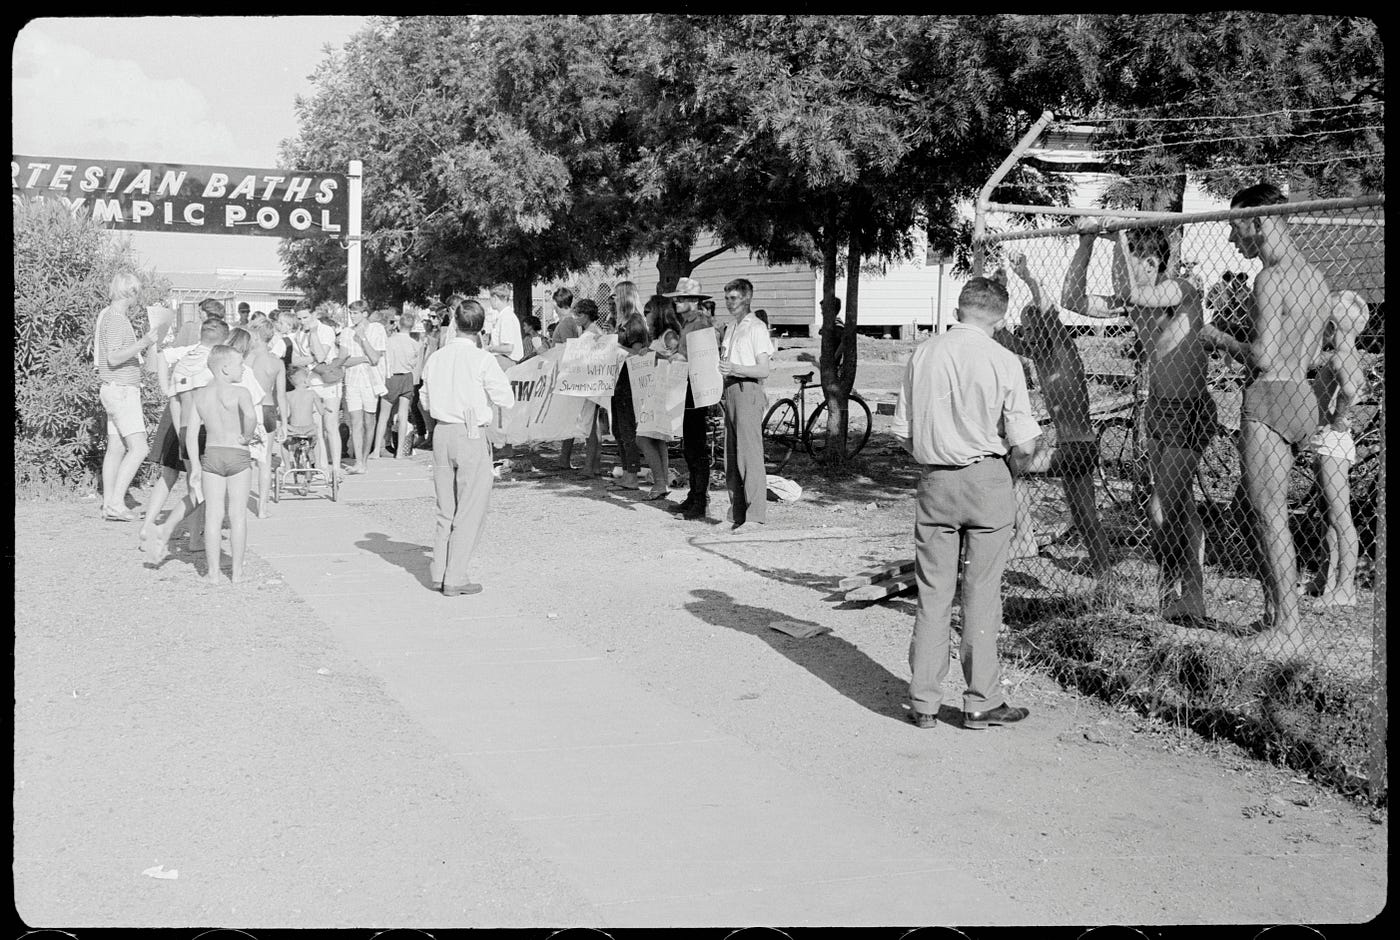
[1305,290,1368,607]
[187,345,258,584]
[282,366,330,477]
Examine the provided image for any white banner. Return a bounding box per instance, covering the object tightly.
[487,347,587,446]
[685,327,723,407]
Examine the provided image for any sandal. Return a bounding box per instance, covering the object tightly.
[102,506,138,522]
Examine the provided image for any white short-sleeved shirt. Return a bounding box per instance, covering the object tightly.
[720,313,773,369]
[292,322,339,387]
[891,322,1041,467]
[488,308,525,363]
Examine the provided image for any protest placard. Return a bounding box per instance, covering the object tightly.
[556,332,629,398]
[685,327,722,407]
[487,347,587,446]
[635,355,688,441]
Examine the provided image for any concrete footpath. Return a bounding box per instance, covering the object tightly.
[254,456,988,926]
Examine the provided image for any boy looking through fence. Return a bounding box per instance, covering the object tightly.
[994,251,1114,575]
[1061,219,1214,626]
[1305,291,1367,608]
[1214,183,1334,635]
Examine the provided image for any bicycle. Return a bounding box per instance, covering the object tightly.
[761,370,872,470]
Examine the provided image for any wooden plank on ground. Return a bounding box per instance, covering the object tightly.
[838,559,916,591]
[845,573,918,602]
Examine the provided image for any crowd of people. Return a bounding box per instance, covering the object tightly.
[90,181,1367,728]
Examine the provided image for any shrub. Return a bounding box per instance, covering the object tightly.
[14,198,169,489]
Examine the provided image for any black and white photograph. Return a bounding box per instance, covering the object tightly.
[12,13,1386,929]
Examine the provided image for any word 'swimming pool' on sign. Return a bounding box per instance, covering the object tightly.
[11,155,348,238]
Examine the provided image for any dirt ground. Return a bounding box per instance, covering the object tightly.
[13,423,1387,925]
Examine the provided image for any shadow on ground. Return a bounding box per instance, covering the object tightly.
[684,587,909,722]
[355,531,435,588]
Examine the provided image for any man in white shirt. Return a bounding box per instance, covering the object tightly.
[419,300,515,596]
[290,304,345,478]
[891,277,1040,732]
[717,278,773,532]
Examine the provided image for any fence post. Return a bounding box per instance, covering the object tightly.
[1371,400,1387,802]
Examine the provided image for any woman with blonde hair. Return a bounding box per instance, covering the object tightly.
[95,271,158,522]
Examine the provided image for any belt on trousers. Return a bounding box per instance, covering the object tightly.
[723,377,758,387]
[922,454,1003,471]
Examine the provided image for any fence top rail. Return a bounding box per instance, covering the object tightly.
[979,194,1384,244]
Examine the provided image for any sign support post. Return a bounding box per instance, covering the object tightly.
[347,159,363,304]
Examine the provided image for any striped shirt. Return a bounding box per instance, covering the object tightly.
[95,306,141,385]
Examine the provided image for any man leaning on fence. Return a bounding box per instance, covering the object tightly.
[893,276,1040,731]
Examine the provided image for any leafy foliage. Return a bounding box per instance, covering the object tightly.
[14,198,167,487]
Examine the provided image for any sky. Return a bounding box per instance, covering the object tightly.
[12,15,369,275]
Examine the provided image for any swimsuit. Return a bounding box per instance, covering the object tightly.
[262,403,279,433]
[201,445,251,477]
[1145,395,1218,455]
[1241,379,1315,447]
[1309,426,1355,464]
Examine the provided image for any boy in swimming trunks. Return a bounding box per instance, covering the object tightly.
[1062,219,1214,625]
[995,251,1114,575]
[1218,182,1333,634]
[282,367,330,478]
[1303,291,1367,607]
[187,345,258,585]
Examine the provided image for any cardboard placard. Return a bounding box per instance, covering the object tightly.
[555,332,629,398]
[685,327,723,407]
[634,354,688,441]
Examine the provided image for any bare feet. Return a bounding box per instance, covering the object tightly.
[141,537,169,567]
[230,570,245,584]
[1318,587,1358,607]
[203,572,222,586]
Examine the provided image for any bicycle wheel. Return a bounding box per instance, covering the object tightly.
[805,394,871,461]
[762,398,800,469]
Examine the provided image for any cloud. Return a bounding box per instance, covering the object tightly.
[12,24,243,165]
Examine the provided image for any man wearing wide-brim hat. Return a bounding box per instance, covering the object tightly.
[662,277,716,519]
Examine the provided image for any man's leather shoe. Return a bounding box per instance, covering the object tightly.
[907,710,939,729]
[963,703,1029,729]
[442,582,483,597]
[682,505,708,520]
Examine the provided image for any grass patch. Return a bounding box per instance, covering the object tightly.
[1004,597,1384,804]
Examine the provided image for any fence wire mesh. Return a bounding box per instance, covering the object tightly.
[977,198,1385,801]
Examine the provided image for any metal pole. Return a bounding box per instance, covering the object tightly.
[1371,398,1387,801]
[935,262,944,333]
[347,159,363,305]
[974,110,1055,278]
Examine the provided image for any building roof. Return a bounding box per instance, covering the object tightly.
[164,270,297,296]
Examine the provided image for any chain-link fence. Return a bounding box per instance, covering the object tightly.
[974,195,1385,801]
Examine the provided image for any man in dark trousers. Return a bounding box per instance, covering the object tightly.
[891,276,1041,731]
[664,277,715,520]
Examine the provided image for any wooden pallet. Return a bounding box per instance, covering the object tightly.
[840,559,917,603]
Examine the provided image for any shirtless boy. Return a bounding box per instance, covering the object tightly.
[1062,219,1214,624]
[282,367,330,478]
[1215,182,1333,634]
[1305,291,1367,607]
[141,317,230,564]
[995,251,1114,574]
[246,320,288,517]
[188,345,258,584]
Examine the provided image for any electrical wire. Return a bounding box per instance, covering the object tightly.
[1047,152,1383,184]
[1065,100,1382,126]
[1061,76,1376,122]
[1088,125,1384,159]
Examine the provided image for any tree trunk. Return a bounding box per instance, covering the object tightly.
[818,228,862,467]
[1145,173,1188,275]
[655,239,691,297]
[512,261,534,322]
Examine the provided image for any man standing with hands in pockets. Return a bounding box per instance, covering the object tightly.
[717,278,773,532]
[892,277,1041,730]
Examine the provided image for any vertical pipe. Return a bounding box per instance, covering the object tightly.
[973,110,1055,278]
[347,159,363,305]
[1371,396,1387,801]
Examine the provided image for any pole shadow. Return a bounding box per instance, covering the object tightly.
[683,587,910,722]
